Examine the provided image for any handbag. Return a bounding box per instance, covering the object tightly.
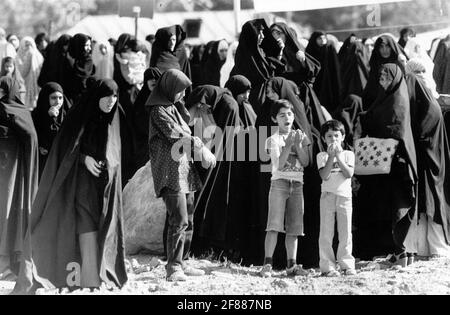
[354,137,399,175]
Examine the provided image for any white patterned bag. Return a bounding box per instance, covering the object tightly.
[354,137,399,175]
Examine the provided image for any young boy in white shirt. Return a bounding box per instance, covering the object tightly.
[317,120,356,276]
[260,99,311,277]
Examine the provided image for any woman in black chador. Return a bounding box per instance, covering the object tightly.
[151,25,192,83]
[406,72,450,258]
[0,77,39,281]
[13,79,127,294]
[64,33,95,106]
[356,63,417,265]
[132,67,162,173]
[362,35,406,110]
[38,34,72,88]
[32,82,71,177]
[230,19,283,115]
[305,31,342,113]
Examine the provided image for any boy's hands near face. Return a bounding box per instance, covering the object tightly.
[285,131,296,148]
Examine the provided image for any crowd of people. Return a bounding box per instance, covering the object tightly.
[0,19,449,293]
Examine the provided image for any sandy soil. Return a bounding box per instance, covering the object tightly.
[1,255,450,295]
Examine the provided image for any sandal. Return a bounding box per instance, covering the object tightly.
[380,253,407,268]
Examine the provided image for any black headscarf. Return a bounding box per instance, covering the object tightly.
[306,31,342,112]
[340,40,371,99]
[174,25,192,88]
[231,19,282,114]
[225,75,257,129]
[64,33,95,105]
[185,85,242,254]
[225,74,251,99]
[407,73,450,243]
[32,82,71,175]
[0,76,39,275]
[338,34,357,65]
[360,63,417,182]
[432,36,450,94]
[190,44,206,88]
[200,40,227,86]
[80,79,119,162]
[38,34,73,87]
[362,35,407,109]
[150,26,181,72]
[13,78,127,294]
[132,67,162,171]
[268,23,321,86]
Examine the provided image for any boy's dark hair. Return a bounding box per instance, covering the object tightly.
[271,99,294,119]
[320,119,345,138]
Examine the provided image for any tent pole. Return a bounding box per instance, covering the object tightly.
[234,0,241,39]
[133,6,141,38]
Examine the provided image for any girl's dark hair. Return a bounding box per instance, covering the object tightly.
[320,119,346,138]
[270,99,294,119]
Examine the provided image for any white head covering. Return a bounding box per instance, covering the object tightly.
[406,57,439,99]
[220,41,238,88]
[16,36,44,109]
[92,40,114,80]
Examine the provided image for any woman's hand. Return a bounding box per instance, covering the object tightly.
[201,147,217,169]
[39,147,48,156]
[84,155,101,177]
[48,106,60,117]
[296,50,306,63]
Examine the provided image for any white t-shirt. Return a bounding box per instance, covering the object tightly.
[316,150,354,198]
[265,131,309,183]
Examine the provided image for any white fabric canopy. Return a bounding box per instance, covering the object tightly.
[253,0,411,13]
[60,10,296,45]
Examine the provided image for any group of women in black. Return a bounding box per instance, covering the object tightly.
[1,18,449,292]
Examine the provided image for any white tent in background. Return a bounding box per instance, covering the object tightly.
[59,10,301,45]
[253,0,411,12]
[415,26,450,52]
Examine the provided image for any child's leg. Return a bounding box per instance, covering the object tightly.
[264,180,289,264]
[264,231,279,264]
[79,232,101,288]
[285,181,304,267]
[336,196,355,271]
[285,235,298,268]
[319,192,337,273]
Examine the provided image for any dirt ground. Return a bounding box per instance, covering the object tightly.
[1,255,450,295]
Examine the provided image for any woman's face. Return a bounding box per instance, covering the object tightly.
[84,40,92,54]
[379,72,393,90]
[364,39,375,55]
[24,40,33,50]
[316,35,327,47]
[399,54,407,68]
[49,91,64,109]
[8,36,19,50]
[218,43,228,61]
[174,89,186,103]
[236,90,250,106]
[99,94,117,113]
[99,44,108,56]
[3,62,14,76]
[379,42,392,59]
[147,79,157,91]
[271,27,286,44]
[257,30,265,46]
[168,35,177,52]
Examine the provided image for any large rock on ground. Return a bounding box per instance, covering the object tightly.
[123,162,166,255]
